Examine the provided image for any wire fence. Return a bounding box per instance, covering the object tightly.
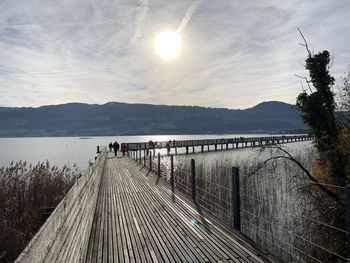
[128,150,349,263]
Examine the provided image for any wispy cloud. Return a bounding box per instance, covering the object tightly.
[177,0,202,33]
[130,0,149,46]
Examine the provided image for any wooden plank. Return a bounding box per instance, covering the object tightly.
[126,159,266,263]
[18,152,272,263]
[126,160,235,262]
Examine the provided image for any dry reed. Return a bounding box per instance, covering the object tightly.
[0,161,80,263]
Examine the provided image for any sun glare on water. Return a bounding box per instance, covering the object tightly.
[154,31,182,60]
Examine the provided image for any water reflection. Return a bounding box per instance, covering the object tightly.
[0,135,311,171]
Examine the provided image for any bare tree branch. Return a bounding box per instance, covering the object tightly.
[298,59,306,68]
[297,27,312,57]
[295,74,313,93]
[255,143,341,202]
[328,50,336,69]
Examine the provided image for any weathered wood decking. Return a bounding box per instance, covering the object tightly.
[86,155,268,263]
[16,152,272,263]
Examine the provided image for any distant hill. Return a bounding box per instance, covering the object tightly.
[0,101,307,137]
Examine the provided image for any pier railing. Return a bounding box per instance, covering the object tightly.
[130,151,349,263]
[131,153,239,230]
[15,148,107,263]
[126,134,313,153]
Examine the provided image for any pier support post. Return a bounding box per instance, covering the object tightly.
[139,150,141,164]
[191,159,196,201]
[186,146,189,154]
[97,146,100,154]
[232,167,241,231]
[215,144,217,151]
[175,148,178,155]
[201,145,204,153]
[192,146,195,153]
[170,155,174,191]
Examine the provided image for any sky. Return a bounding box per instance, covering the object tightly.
[0,0,349,109]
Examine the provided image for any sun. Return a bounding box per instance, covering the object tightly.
[154,31,182,60]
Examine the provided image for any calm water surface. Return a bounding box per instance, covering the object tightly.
[0,134,311,171]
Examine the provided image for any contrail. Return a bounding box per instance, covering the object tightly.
[176,0,202,33]
[130,0,149,46]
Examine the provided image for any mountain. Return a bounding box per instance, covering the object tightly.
[0,101,307,137]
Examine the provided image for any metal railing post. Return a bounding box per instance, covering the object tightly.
[149,154,152,171]
[346,185,350,257]
[232,167,241,231]
[191,159,196,201]
[158,153,161,177]
[170,155,174,191]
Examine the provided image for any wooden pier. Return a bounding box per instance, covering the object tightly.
[126,134,313,155]
[15,151,272,263]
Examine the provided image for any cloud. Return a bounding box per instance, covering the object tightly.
[0,0,350,109]
[129,0,149,46]
[176,0,202,33]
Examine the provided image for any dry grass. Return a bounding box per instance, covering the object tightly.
[0,161,80,263]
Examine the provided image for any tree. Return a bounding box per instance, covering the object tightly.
[296,29,345,185]
[337,68,350,123]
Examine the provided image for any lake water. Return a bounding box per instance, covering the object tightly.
[0,134,311,171]
[0,134,317,262]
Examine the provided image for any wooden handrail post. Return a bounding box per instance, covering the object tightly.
[191,159,196,201]
[170,154,174,191]
[232,167,241,231]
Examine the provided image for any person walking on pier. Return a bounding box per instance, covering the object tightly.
[113,141,119,157]
[121,143,126,157]
[109,142,113,152]
[166,140,171,156]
